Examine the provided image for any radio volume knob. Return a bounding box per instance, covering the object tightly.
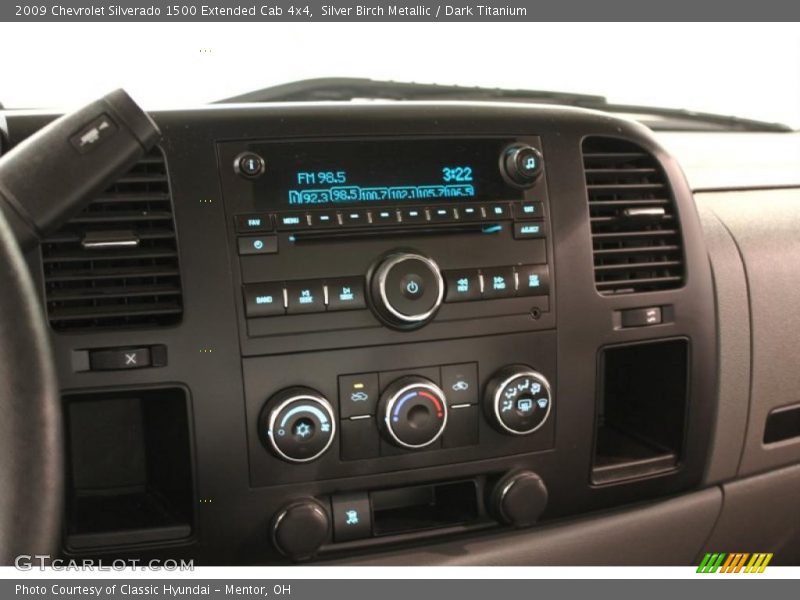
[369,252,444,329]
[379,376,448,449]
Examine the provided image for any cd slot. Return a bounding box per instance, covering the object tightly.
[288,222,503,243]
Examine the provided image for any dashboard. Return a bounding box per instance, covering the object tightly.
[2,102,800,565]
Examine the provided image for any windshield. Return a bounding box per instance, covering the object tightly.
[1,22,798,130]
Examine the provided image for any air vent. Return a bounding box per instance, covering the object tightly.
[42,148,183,331]
[583,137,684,295]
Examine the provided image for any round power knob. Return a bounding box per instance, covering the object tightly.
[379,376,448,449]
[259,387,336,463]
[489,470,548,527]
[484,366,553,435]
[500,144,544,187]
[271,498,330,561]
[369,252,444,329]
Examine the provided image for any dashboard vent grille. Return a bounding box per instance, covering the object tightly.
[583,137,684,295]
[41,148,183,331]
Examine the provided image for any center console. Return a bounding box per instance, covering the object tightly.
[212,113,716,562]
[11,102,717,564]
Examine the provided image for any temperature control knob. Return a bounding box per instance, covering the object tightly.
[260,387,336,463]
[484,366,552,435]
[379,376,448,449]
[369,252,444,329]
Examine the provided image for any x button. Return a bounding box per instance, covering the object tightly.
[89,347,152,371]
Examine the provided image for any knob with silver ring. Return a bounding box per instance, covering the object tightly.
[369,251,444,329]
[484,365,553,435]
[378,376,448,449]
[259,387,336,463]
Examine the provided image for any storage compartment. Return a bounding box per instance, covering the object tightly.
[592,339,689,484]
[764,404,800,444]
[64,387,194,549]
[370,480,480,536]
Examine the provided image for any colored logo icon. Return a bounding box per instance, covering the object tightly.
[517,399,533,413]
[253,239,264,250]
[345,510,360,525]
[406,280,420,295]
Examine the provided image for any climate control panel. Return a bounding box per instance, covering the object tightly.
[250,332,557,479]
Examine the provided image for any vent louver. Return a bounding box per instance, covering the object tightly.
[583,137,684,295]
[42,148,183,331]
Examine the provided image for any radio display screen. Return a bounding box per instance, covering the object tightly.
[251,138,520,208]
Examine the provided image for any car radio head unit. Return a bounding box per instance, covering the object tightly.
[243,138,524,209]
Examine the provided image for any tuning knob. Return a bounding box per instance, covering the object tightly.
[500,144,544,188]
[369,251,444,329]
[379,376,448,449]
[484,366,553,435]
[259,387,336,463]
[489,470,548,527]
[271,498,330,561]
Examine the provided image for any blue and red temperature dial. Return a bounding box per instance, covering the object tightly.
[379,376,448,449]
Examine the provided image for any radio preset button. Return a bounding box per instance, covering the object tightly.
[326,277,366,311]
[400,207,427,223]
[514,221,547,239]
[430,206,458,222]
[243,282,286,318]
[481,267,516,299]
[459,205,483,221]
[516,265,550,296]
[444,269,482,302]
[311,212,338,228]
[373,208,399,224]
[286,280,325,314]
[342,209,370,226]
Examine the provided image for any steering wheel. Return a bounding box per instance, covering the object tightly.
[0,210,63,563]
